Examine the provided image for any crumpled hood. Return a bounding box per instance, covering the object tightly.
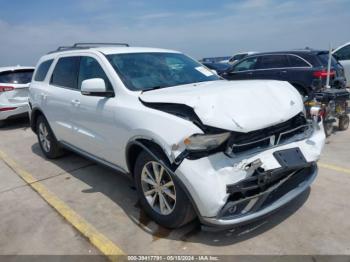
[139,80,304,132]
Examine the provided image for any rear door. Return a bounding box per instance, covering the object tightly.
[333,45,350,87]
[0,69,34,105]
[45,56,81,142]
[253,54,290,80]
[225,56,258,80]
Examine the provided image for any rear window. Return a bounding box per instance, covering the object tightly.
[51,57,80,89]
[34,59,53,81]
[317,53,338,66]
[0,69,34,84]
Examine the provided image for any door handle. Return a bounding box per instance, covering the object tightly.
[247,72,253,75]
[71,99,80,106]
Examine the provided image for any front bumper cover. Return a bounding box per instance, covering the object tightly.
[173,121,324,228]
[201,163,317,229]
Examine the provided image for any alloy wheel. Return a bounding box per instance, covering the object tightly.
[141,161,176,215]
[38,122,51,152]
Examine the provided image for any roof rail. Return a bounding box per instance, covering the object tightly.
[47,42,129,54]
[73,43,129,47]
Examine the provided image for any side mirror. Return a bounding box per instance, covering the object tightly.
[81,78,113,97]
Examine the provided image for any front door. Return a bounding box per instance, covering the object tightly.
[70,55,120,164]
[226,56,258,80]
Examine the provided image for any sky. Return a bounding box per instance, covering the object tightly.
[0,0,349,66]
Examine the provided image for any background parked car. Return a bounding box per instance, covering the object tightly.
[333,42,350,87]
[221,50,347,96]
[0,66,34,127]
[228,51,257,64]
[202,62,231,75]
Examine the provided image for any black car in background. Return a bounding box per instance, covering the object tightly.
[202,62,231,75]
[221,50,347,96]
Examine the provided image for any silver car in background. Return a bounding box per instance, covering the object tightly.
[0,66,34,127]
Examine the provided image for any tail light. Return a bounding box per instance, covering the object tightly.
[313,70,336,78]
[0,107,17,111]
[0,86,15,92]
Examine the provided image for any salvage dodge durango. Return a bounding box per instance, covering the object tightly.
[29,43,326,229]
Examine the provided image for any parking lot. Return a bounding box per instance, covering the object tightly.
[0,118,349,257]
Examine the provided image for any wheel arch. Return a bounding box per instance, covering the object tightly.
[125,138,173,176]
[126,138,203,221]
[30,108,46,133]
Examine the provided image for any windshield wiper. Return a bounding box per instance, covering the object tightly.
[142,86,167,92]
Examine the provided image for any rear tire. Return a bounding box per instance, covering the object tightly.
[134,150,196,228]
[338,115,349,131]
[0,120,5,128]
[36,115,64,159]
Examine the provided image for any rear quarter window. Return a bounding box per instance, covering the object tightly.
[34,59,54,81]
[287,55,310,67]
[0,69,34,84]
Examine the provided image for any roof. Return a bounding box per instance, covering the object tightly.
[39,46,182,62]
[248,49,329,56]
[0,66,35,73]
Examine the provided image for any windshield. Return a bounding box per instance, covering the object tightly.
[107,52,220,91]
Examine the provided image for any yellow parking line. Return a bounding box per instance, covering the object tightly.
[319,162,350,175]
[0,150,125,261]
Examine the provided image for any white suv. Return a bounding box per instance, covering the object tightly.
[0,66,34,126]
[29,43,325,229]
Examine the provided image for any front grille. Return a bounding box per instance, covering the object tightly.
[226,113,310,155]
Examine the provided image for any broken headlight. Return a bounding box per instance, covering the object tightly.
[184,132,231,151]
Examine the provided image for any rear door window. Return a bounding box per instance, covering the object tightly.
[0,69,34,84]
[256,55,289,69]
[34,59,53,81]
[51,56,80,89]
[78,57,113,91]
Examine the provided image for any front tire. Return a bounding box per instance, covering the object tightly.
[0,120,5,128]
[36,115,64,159]
[134,150,196,228]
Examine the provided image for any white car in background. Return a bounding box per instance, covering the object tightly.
[29,43,325,229]
[0,66,35,127]
[333,42,350,87]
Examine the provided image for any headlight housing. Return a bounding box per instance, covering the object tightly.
[184,132,231,151]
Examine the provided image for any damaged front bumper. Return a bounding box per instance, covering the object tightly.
[174,121,325,228]
[202,163,317,229]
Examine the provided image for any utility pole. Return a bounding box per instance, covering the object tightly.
[326,43,332,89]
